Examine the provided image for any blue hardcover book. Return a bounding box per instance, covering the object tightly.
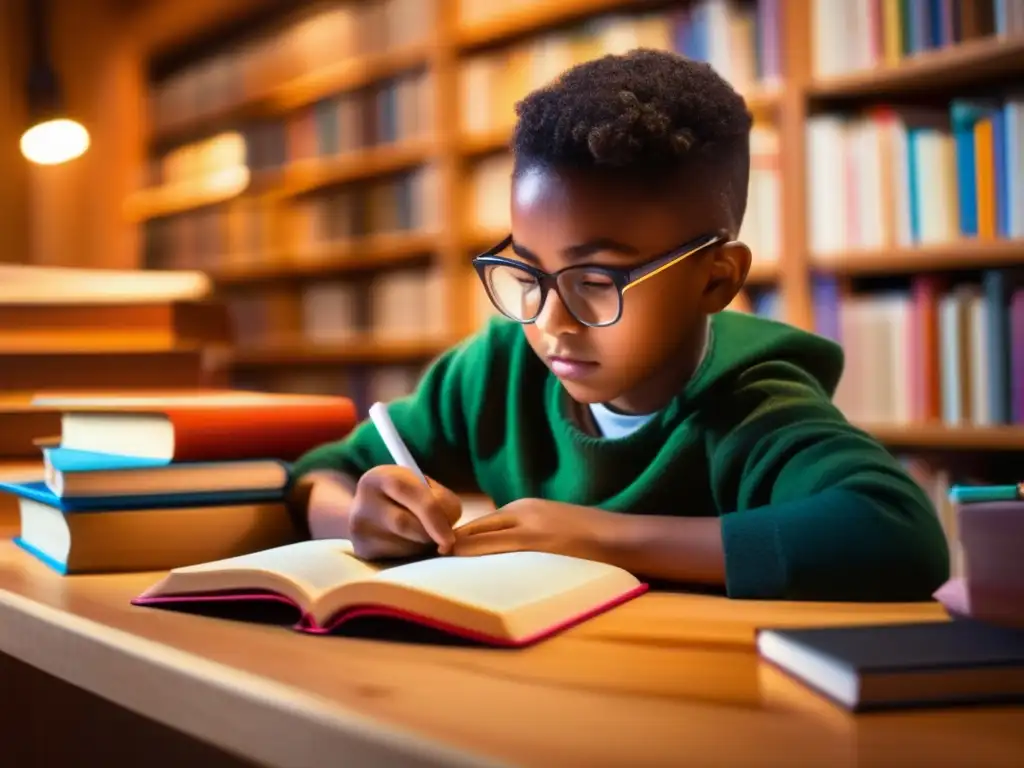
[41,447,290,501]
[950,100,980,237]
[2,480,296,575]
[0,478,285,513]
[907,126,923,243]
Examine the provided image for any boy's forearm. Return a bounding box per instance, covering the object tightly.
[288,470,357,540]
[606,514,726,587]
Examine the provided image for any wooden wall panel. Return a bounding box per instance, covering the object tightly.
[0,0,30,264]
[14,0,278,270]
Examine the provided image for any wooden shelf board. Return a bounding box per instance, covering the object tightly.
[212,234,439,285]
[464,229,506,253]
[271,44,430,113]
[460,128,512,158]
[150,43,430,150]
[866,423,1024,450]
[230,337,455,366]
[807,35,1024,100]
[746,259,778,283]
[280,140,435,197]
[129,140,431,221]
[812,239,1024,275]
[745,87,782,115]
[456,0,662,49]
[0,344,210,356]
[123,169,250,222]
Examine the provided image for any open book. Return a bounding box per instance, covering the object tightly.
[132,540,648,647]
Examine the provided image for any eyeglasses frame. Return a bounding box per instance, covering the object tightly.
[470,230,729,327]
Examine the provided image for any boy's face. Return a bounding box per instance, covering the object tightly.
[508,165,749,414]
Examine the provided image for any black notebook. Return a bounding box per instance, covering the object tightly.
[756,620,1024,712]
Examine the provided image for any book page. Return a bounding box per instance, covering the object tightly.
[318,551,641,642]
[373,552,630,612]
[147,539,381,607]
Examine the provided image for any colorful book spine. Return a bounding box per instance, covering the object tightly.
[808,95,1024,256]
[816,269,1024,427]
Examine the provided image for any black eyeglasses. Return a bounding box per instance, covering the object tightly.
[471,231,727,328]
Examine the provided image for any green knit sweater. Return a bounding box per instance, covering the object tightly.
[292,311,950,601]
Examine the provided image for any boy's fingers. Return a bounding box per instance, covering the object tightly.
[452,529,520,557]
[382,506,432,544]
[374,470,456,549]
[353,523,430,560]
[427,477,464,526]
[454,511,516,537]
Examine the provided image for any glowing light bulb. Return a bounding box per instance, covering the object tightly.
[20,118,90,165]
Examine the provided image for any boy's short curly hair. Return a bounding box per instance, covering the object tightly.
[512,48,753,232]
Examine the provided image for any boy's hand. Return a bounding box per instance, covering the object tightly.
[349,466,462,560]
[452,499,621,562]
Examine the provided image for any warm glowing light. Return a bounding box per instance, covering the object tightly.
[20,118,90,165]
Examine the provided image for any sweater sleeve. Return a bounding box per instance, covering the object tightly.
[706,360,950,602]
[289,334,485,493]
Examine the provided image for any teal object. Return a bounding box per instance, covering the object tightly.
[949,484,1023,504]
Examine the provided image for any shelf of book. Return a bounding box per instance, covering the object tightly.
[807,34,1024,102]
[123,169,251,223]
[279,139,436,199]
[130,140,436,224]
[121,0,1024,460]
[151,43,433,151]
[211,233,438,285]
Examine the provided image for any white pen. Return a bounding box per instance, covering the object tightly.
[368,401,429,487]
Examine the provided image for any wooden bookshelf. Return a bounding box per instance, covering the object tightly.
[807,34,1024,101]
[280,139,436,198]
[231,336,455,367]
[813,240,1024,276]
[454,0,670,49]
[123,169,250,223]
[151,43,432,150]
[868,424,1024,452]
[212,233,438,285]
[745,259,778,284]
[459,128,512,159]
[118,0,1024,451]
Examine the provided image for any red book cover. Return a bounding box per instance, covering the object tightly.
[58,393,357,462]
[911,275,942,422]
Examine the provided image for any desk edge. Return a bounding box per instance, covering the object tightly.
[0,589,502,768]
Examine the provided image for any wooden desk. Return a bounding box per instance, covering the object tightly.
[1,543,1023,767]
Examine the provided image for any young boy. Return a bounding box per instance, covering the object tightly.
[289,49,950,601]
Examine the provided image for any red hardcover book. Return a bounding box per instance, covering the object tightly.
[49,392,357,463]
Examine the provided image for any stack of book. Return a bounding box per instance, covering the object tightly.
[934,484,1024,629]
[757,482,1024,714]
[0,391,356,574]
